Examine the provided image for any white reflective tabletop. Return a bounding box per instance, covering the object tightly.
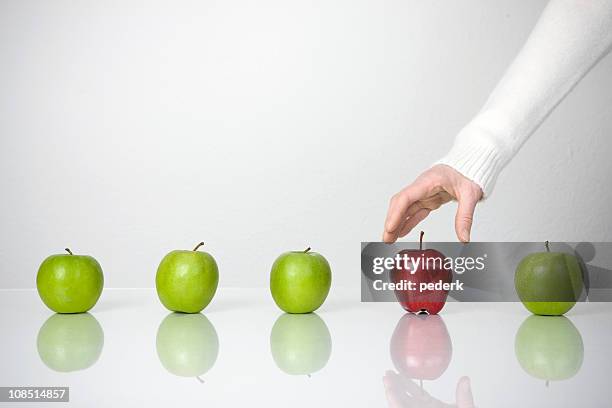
[1,288,610,407]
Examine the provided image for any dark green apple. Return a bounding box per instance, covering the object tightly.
[515,241,583,316]
[36,248,104,313]
[156,313,219,380]
[515,315,583,383]
[270,248,331,314]
[270,313,332,376]
[37,313,104,372]
[156,242,219,313]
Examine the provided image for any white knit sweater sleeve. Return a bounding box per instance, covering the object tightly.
[437,0,612,197]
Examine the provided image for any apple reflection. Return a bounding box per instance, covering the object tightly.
[156,313,219,381]
[384,314,475,407]
[270,313,332,376]
[37,313,104,372]
[514,315,583,386]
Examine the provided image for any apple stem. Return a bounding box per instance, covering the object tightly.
[304,247,311,253]
[64,248,73,255]
[419,379,423,394]
[545,380,549,388]
[193,242,205,251]
[307,374,311,378]
[196,376,204,384]
[545,241,550,252]
[419,231,424,251]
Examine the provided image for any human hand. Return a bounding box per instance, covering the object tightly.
[383,165,483,243]
[383,371,475,408]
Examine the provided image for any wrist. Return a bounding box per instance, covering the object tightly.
[436,111,515,197]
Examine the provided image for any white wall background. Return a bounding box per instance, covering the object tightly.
[1,0,611,289]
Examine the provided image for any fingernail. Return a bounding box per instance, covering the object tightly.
[461,230,470,242]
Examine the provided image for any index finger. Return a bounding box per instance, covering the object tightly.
[384,181,430,237]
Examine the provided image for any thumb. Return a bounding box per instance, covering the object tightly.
[455,191,479,243]
[456,376,475,408]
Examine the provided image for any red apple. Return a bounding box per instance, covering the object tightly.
[390,231,452,315]
[390,313,452,381]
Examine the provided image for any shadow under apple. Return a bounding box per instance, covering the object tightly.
[37,313,104,372]
[514,315,584,385]
[270,313,332,376]
[156,313,219,381]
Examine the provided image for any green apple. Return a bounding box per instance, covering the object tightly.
[156,242,219,313]
[156,313,219,379]
[270,313,332,376]
[270,247,332,314]
[515,315,583,384]
[515,241,583,316]
[37,313,104,372]
[36,248,104,313]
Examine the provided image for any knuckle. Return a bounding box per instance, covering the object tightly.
[467,182,483,197]
[430,172,444,186]
[462,187,481,203]
[460,215,473,226]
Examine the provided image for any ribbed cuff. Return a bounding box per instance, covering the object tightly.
[435,127,509,198]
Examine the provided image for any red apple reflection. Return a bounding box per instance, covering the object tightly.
[385,314,475,407]
[390,313,452,381]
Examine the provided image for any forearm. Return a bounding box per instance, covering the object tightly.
[438,0,612,196]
